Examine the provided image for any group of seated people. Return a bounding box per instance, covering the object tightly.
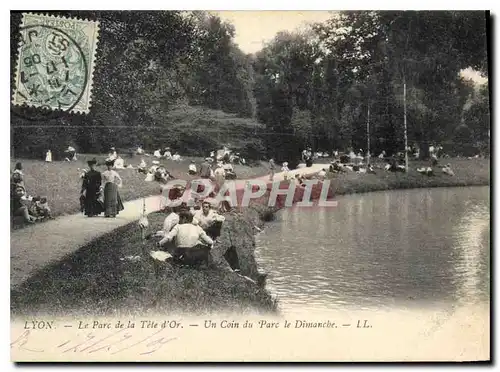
[199,157,238,182]
[153,147,182,161]
[416,163,455,177]
[290,168,332,187]
[383,158,407,172]
[106,148,129,169]
[212,148,246,165]
[139,160,173,183]
[216,160,237,180]
[329,159,376,174]
[10,162,52,224]
[152,198,226,267]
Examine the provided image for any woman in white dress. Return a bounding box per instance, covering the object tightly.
[102,160,124,218]
[114,156,125,169]
[213,162,226,192]
[45,150,52,162]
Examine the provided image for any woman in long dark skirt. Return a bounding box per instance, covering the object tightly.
[80,159,103,217]
[102,160,124,218]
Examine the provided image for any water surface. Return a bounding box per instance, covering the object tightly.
[255,187,490,314]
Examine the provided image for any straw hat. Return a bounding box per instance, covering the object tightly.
[13,184,26,193]
[202,197,219,208]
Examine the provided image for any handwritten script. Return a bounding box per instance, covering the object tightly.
[11,329,178,356]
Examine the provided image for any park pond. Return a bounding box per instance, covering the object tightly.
[255,186,490,315]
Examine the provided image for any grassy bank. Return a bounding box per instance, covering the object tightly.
[10,155,269,219]
[322,158,490,195]
[11,210,278,317]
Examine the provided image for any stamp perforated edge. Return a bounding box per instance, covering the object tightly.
[11,12,100,115]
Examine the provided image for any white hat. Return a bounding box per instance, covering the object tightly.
[202,197,219,207]
[152,160,160,165]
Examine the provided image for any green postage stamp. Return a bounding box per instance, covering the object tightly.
[12,13,100,114]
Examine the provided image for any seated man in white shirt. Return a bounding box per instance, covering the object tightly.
[157,211,214,266]
[193,199,225,240]
[154,206,180,252]
[156,206,180,237]
[222,161,236,180]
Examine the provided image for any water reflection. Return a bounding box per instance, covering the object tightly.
[255,187,490,312]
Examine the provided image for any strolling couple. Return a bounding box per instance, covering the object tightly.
[80,158,124,218]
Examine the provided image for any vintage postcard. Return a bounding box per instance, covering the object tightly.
[10,10,490,362]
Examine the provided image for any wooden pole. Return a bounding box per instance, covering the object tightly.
[141,198,147,256]
[367,102,370,166]
[403,79,408,172]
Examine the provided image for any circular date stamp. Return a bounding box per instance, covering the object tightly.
[11,13,99,119]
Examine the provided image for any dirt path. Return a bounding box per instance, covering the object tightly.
[11,164,326,289]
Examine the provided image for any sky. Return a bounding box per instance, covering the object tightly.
[212,11,487,85]
[213,11,333,54]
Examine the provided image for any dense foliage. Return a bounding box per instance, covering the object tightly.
[11,11,489,162]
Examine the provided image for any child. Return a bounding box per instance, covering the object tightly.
[28,196,40,217]
[281,162,290,180]
[36,197,53,219]
[138,159,148,174]
[269,158,275,181]
[442,163,455,176]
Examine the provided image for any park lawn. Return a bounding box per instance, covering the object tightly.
[10,212,277,317]
[10,154,270,219]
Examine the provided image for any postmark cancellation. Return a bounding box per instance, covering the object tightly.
[12,13,100,114]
